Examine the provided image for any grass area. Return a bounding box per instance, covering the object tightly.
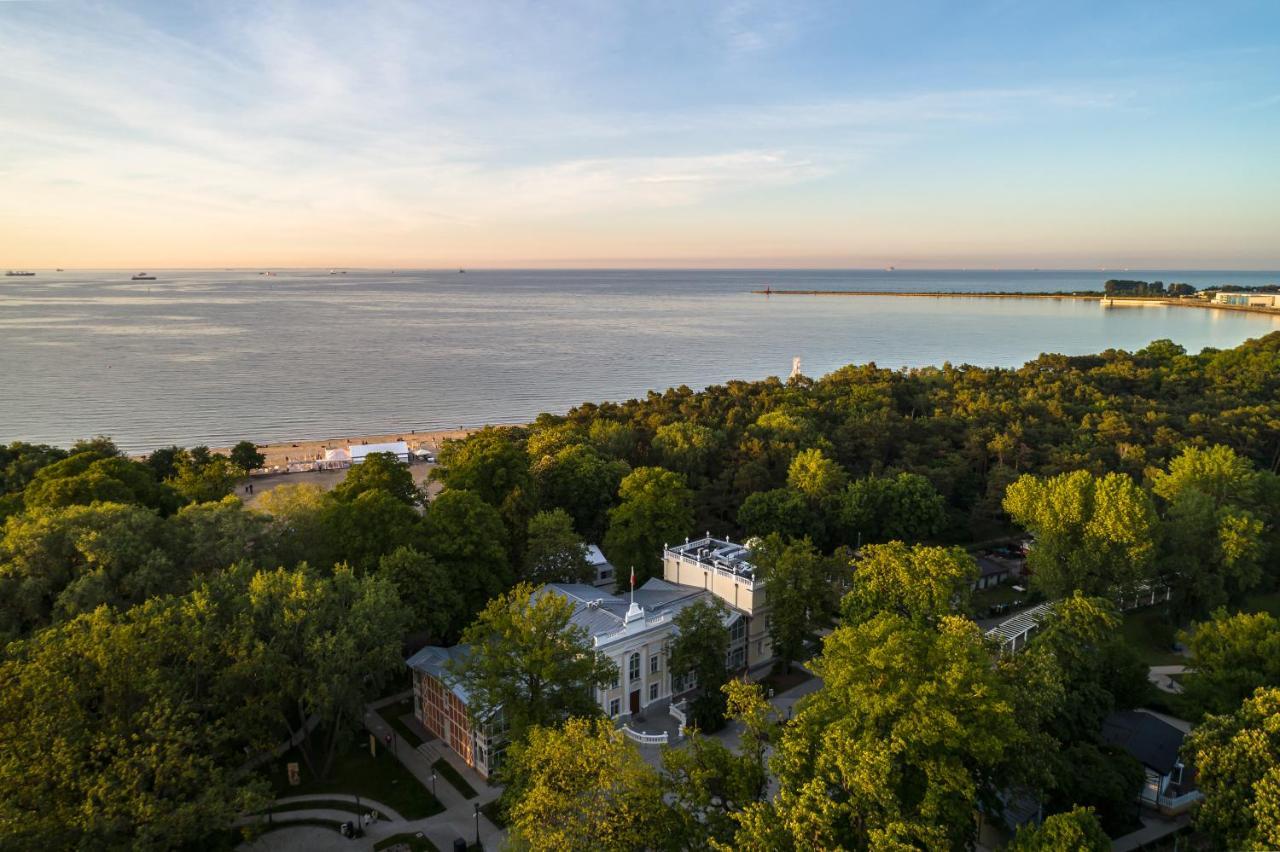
[1141,680,1200,724]
[267,742,444,819]
[1238,590,1280,617]
[264,799,390,819]
[1120,606,1187,667]
[378,699,426,749]
[480,798,508,828]
[433,757,479,799]
[373,831,441,852]
[971,583,1035,617]
[760,665,814,696]
[256,817,345,837]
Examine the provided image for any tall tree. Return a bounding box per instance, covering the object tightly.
[524,508,593,585]
[533,443,630,542]
[506,718,669,852]
[1179,609,1280,717]
[25,451,176,514]
[0,602,270,849]
[753,535,843,672]
[433,427,530,506]
[0,501,174,640]
[653,422,722,484]
[1186,686,1280,850]
[1152,445,1274,616]
[836,471,948,546]
[1003,469,1158,599]
[422,489,511,613]
[840,541,977,626]
[220,564,411,779]
[169,495,272,574]
[229,440,266,474]
[603,466,694,585]
[732,614,1022,850]
[377,545,463,643]
[661,680,774,850]
[1007,806,1110,851]
[333,451,420,505]
[668,597,731,730]
[323,487,422,574]
[785,447,847,502]
[736,487,825,544]
[449,583,616,745]
[256,482,334,568]
[169,455,240,504]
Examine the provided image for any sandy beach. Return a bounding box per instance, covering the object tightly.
[210,427,476,469]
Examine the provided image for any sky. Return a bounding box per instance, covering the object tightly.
[2,0,1279,269]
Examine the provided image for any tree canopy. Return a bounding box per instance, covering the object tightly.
[1186,686,1280,849]
[449,583,616,744]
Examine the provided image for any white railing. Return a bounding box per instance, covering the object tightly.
[668,702,687,738]
[619,725,668,746]
[1156,790,1204,810]
[666,550,759,590]
[593,611,675,646]
[1117,583,1172,612]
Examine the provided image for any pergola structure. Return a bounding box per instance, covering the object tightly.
[984,602,1055,655]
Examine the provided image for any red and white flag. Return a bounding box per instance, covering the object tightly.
[630,565,636,590]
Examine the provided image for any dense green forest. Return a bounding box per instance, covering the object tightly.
[2,332,1280,849]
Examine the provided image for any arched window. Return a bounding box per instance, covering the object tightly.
[629,652,641,682]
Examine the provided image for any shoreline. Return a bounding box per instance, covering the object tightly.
[205,427,478,468]
[751,290,1280,317]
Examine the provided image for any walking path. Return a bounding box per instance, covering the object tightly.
[273,793,405,821]
[1112,812,1192,851]
[1148,664,1189,694]
[236,703,505,851]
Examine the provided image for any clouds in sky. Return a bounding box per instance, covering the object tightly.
[1,0,1278,266]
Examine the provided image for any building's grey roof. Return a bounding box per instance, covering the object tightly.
[406,643,473,704]
[586,544,611,566]
[976,556,1011,578]
[539,578,720,643]
[1100,710,1187,775]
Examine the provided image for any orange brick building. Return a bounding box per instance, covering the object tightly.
[406,645,502,778]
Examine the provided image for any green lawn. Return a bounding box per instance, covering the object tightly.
[1238,590,1280,618]
[264,798,391,820]
[480,798,508,829]
[377,699,426,749]
[971,583,1033,616]
[432,757,478,799]
[1120,606,1186,666]
[267,743,444,819]
[374,831,441,852]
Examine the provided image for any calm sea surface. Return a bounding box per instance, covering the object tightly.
[2,269,1278,452]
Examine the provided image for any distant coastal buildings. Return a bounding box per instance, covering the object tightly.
[1215,291,1280,308]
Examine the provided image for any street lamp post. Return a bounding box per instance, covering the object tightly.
[431,768,437,800]
[474,802,481,849]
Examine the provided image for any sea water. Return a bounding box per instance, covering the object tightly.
[1,268,1277,451]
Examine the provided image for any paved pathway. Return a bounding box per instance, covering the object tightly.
[1112,812,1192,851]
[236,704,505,851]
[1148,664,1189,694]
[273,793,405,822]
[362,707,474,811]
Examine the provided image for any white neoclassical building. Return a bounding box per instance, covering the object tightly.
[407,535,770,773]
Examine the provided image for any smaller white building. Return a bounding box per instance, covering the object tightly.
[1215,292,1279,308]
[586,545,616,589]
[349,441,410,463]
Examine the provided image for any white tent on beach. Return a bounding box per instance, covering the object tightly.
[349,441,410,464]
[315,447,352,470]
